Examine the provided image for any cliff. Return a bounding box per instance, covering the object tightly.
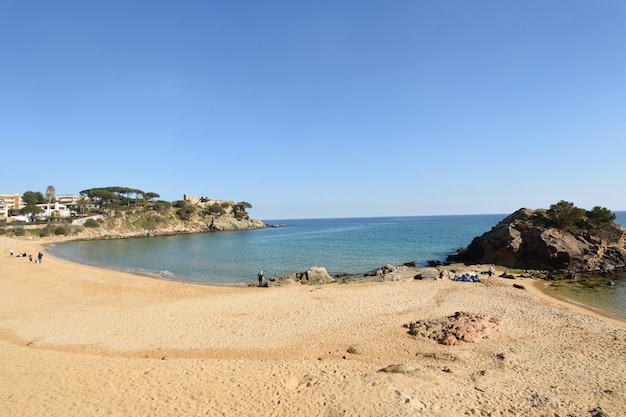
[26,199,267,242]
[75,210,265,240]
[447,208,626,273]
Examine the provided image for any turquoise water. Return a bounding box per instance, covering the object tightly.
[49,212,626,317]
[49,214,504,284]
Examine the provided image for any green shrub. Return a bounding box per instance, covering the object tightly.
[152,201,172,214]
[84,218,100,228]
[205,203,226,216]
[55,227,67,235]
[177,205,196,221]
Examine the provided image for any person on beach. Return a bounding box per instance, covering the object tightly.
[37,252,43,264]
[488,264,495,277]
[258,270,264,287]
[10,249,13,257]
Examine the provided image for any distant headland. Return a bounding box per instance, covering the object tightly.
[0,186,266,241]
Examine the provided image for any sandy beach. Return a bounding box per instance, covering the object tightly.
[1,238,625,417]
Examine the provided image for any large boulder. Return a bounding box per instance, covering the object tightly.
[447,208,626,272]
[273,267,335,285]
[303,267,334,284]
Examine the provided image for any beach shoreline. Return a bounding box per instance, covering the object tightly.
[1,236,625,416]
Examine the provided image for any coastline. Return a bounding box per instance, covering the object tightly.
[528,279,626,328]
[2,237,625,416]
[44,235,626,323]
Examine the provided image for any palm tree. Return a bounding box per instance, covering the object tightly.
[45,185,56,221]
[77,195,89,216]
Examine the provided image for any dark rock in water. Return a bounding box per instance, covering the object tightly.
[446,207,626,273]
[403,261,416,267]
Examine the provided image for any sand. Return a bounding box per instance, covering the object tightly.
[1,237,625,417]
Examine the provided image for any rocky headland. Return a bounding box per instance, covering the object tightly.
[5,193,266,242]
[447,206,626,273]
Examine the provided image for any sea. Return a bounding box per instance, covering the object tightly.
[49,212,626,320]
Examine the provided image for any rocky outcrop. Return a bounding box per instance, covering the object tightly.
[447,208,626,272]
[404,311,503,345]
[272,267,335,286]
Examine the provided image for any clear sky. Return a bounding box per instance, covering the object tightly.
[2,1,625,219]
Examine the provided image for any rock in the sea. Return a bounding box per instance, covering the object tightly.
[447,207,626,272]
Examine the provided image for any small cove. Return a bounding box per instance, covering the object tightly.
[49,212,626,318]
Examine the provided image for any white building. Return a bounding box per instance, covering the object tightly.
[36,202,72,219]
[56,194,82,205]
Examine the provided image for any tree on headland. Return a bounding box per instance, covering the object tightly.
[233,201,252,219]
[586,206,616,231]
[22,191,45,205]
[548,200,585,231]
[144,192,160,204]
[548,200,616,235]
[80,187,159,208]
[77,195,89,216]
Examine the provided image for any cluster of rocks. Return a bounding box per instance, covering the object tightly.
[268,263,445,286]
[269,267,335,286]
[363,264,403,281]
[447,208,626,273]
[403,311,503,346]
[363,264,427,282]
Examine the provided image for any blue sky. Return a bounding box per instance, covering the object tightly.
[2,1,625,219]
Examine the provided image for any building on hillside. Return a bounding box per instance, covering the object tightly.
[56,194,82,205]
[0,201,7,221]
[35,202,72,219]
[0,194,23,221]
[0,194,23,211]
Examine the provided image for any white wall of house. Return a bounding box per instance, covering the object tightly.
[35,202,72,219]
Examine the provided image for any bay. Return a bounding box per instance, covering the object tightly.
[49,214,505,285]
[48,212,626,318]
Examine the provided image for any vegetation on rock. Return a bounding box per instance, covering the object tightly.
[3,185,265,240]
[448,201,625,273]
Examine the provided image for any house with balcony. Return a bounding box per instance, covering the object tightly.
[35,202,72,220]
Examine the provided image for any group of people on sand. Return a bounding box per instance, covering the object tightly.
[440,264,496,283]
[9,249,43,264]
